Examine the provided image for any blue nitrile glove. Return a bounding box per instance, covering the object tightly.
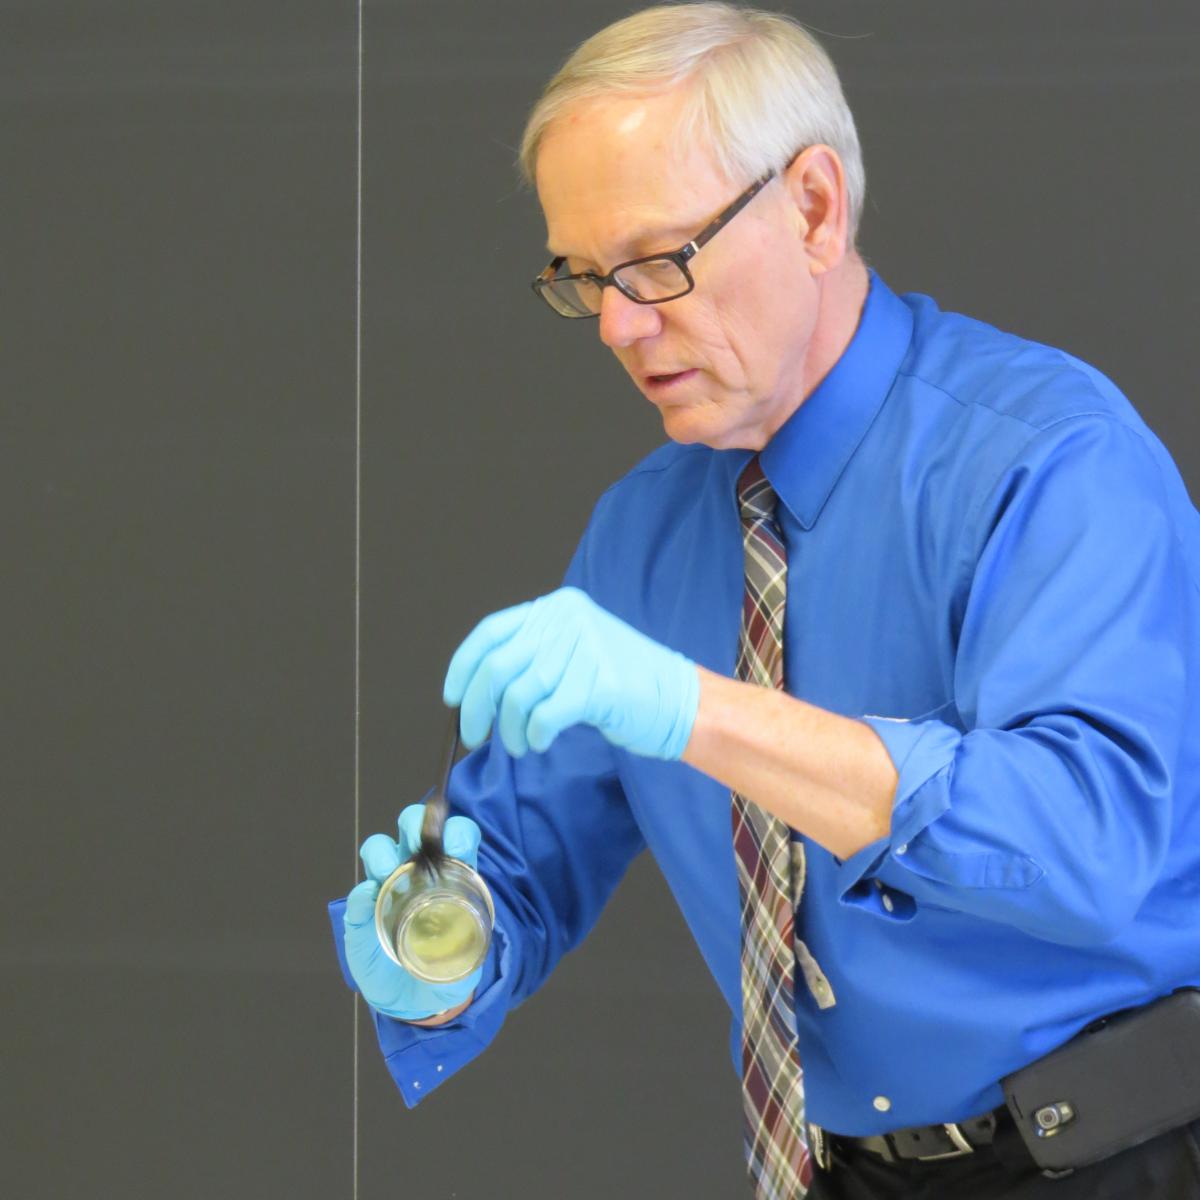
[342,802,484,1022]
[443,585,700,760]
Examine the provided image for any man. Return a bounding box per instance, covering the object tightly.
[329,4,1200,1197]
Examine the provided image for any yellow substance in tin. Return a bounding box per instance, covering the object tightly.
[402,899,485,980]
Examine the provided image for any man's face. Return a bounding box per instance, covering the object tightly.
[536,87,828,451]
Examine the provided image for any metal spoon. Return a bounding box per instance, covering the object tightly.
[415,705,462,876]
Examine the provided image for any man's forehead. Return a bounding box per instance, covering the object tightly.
[537,92,721,259]
[544,217,699,259]
[539,166,691,258]
[540,167,717,259]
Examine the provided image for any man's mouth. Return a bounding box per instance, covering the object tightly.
[645,369,699,390]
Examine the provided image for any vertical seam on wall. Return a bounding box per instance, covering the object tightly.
[354,0,364,1197]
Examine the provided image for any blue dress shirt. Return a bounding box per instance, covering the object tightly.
[328,268,1200,1135]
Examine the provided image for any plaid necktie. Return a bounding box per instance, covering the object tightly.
[733,454,812,1198]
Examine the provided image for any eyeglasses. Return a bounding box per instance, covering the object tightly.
[531,162,786,319]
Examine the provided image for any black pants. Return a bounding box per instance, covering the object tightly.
[807,1109,1200,1199]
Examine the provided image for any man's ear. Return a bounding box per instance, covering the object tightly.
[781,144,849,276]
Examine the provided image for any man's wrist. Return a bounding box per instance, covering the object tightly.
[399,991,475,1027]
[663,655,701,760]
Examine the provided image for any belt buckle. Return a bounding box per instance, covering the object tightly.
[915,1122,975,1161]
[806,1122,832,1171]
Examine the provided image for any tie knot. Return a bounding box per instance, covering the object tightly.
[737,454,778,527]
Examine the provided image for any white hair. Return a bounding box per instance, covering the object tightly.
[517,2,867,246]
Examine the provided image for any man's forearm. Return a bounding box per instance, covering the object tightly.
[681,665,898,860]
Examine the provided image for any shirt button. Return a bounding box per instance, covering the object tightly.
[882,894,895,913]
[896,844,908,855]
[874,1096,892,1113]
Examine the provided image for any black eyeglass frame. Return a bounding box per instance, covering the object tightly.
[531,156,797,318]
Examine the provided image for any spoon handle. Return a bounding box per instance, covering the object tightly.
[419,706,461,862]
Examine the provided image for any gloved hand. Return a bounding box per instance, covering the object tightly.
[444,585,700,760]
[343,802,484,1022]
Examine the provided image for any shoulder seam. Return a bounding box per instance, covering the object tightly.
[956,411,1200,601]
[896,342,1119,434]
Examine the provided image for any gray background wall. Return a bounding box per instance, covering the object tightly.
[4,2,1197,1197]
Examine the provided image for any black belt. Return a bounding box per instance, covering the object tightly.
[807,1108,1001,1169]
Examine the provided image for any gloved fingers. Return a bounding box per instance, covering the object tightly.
[527,646,598,753]
[497,630,574,756]
[443,601,532,708]
[442,815,482,868]
[344,878,380,928]
[396,803,427,857]
[343,887,400,1006]
[397,806,482,869]
[360,832,402,883]
[457,628,543,749]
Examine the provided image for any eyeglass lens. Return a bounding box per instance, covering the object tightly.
[542,257,690,316]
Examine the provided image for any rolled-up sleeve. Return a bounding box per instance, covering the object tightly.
[838,415,1195,945]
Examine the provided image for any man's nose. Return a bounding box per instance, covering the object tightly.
[597,285,661,349]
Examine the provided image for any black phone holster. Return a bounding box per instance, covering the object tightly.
[1001,986,1200,1170]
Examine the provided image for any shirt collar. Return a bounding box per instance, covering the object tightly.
[730,268,914,530]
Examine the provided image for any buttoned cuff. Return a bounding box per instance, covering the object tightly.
[834,716,962,919]
[326,893,519,1107]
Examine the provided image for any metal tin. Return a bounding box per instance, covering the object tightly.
[374,856,495,984]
